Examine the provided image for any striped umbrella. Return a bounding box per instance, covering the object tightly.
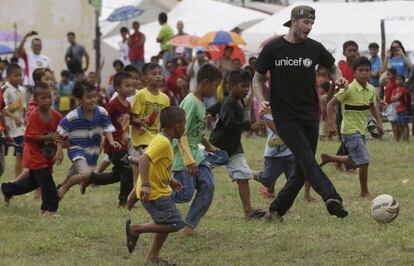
[197,31,246,46]
[168,35,200,48]
[106,5,144,22]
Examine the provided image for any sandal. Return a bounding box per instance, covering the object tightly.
[125,219,139,253]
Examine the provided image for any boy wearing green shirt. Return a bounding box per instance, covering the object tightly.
[172,64,222,236]
[320,57,384,198]
[156,12,174,77]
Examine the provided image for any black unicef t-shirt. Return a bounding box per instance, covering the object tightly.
[256,36,335,121]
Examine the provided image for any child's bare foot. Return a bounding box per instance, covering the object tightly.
[319,153,331,167]
[181,226,206,237]
[360,192,372,199]
[1,185,11,207]
[118,202,127,209]
[148,257,173,265]
[259,186,274,199]
[80,180,90,195]
[246,209,266,219]
[57,186,68,200]
[346,169,356,176]
[334,162,344,171]
[304,195,318,203]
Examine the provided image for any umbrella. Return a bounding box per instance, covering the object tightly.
[0,44,13,55]
[197,31,246,46]
[207,45,246,66]
[0,30,23,42]
[106,5,144,22]
[168,35,200,48]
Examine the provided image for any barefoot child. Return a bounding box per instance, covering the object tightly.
[171,64,222,236]
[209,70,265,219]
[1,82,62,215]
[126,106,186,265]
[56,80,119,199]
[321,57,384,198]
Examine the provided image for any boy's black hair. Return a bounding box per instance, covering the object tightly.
[61,70,70,77]
[228,69,251,85]
[160,106,185,129]
[248,56,257,64]
[132,21,140,27]
[32,68,52,84]
[72,80,96,98]
[6,63,21,76]
[113,71,132,89]
[395,74,405,81]
[120,26,129,33]
[150,56,159,62]
[123,64,141,77]
[142,62,162,75]
[387,68,397,76]
[352,56,371,71]
[368,42,379,49]
[321,81,331,93]
[32,82,50,98]
[113,59,124,68]
[158,12,168,23]
[343,40,358,52]
[196,64,222,84]
[67,32,75,37]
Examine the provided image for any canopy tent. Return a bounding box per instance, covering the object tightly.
[243,1,414,61]
[103,0,269,61]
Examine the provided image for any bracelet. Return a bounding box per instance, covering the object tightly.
[141,183,151,188]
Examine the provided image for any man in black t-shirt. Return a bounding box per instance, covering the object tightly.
[253,5,348,220]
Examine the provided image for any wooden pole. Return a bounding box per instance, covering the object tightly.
[380,19,385,64]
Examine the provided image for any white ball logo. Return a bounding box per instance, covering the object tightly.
[303,58,312,68]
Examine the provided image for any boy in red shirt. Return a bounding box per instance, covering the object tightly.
[391,74,409,142]
[0,82,63,215]
[384,68,398,141]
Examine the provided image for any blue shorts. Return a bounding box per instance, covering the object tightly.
[342,133,370,166]
[141,196,185,231]
[13,136,24,156]
[256,155,295,188]
[397,112,409,126]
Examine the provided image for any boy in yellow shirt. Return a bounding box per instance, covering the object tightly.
[129,63,170,194]
[126,106,185,265]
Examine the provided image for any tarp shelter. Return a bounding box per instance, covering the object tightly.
[103,0,269,61]
[243,1,414,61]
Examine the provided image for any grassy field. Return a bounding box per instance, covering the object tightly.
[1,133,414,266]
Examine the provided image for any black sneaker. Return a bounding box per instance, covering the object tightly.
[326,199,348,218]
[264,211,283,223]
[125,219,139,253]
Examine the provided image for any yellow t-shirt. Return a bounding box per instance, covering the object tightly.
[136,134,173,200]
[131,88,170,147]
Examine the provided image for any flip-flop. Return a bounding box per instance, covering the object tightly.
[125,219,139,253]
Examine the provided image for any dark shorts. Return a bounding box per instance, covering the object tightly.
[13,136,24,156]
[342,133,370,166]
[397,111,409,126]
[142,196,185,231]
[256,155,295,188]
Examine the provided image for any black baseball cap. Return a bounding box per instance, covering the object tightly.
[283,5,316,27]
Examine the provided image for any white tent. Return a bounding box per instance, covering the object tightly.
[243,1,414,61]
[103,0,269,61]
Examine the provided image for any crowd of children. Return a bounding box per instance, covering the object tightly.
[0,33,413,264]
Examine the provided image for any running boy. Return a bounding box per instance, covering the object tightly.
[128,63,169,202]
[80,72,135,207]
[321,57,384,198]
[209,70,265,219]
[171,64,222,236]
[56,80,119,199]
[125,106,186,265]
[2,63,26,177]
[1,82,62,215]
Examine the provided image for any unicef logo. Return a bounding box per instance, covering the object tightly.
[303,58,313,68]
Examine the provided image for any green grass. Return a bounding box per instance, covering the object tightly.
[1,134,414,265]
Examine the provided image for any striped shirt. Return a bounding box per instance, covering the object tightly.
[57,106,115,166]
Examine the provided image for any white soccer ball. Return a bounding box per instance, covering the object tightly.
[370,194,400,224]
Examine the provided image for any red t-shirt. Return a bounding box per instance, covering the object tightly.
[104,97,131,153]
[23,109,63,170]
[338,61,354,83]
[128,32,145,61]
[392,86,409,113]
[384,79,397,104]
[166,69,187,105]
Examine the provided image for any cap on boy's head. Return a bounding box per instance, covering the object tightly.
[113,71,132,89]
[283,5,315,27]
[32,81,50,98]
[175,46,185,54]
[6,63,21,76]
[160,106,185,129]
[142,62,161,75]
[229,69,251,85]
[352,56,371,72]
[196,64,222,84]
[195,46,205,54]
[368,42,379,49]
